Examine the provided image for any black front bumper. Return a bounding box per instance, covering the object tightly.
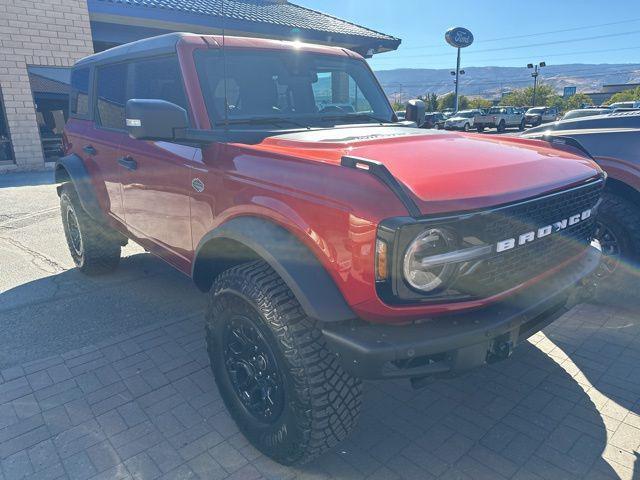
[322,247,600,380]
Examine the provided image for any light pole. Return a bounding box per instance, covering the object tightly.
[527,61,546,107]
[450,68,465,112]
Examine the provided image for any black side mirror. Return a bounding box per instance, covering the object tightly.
[125,99,188,141]
[405,99,425,127]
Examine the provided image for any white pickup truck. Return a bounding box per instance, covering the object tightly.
[474,106,525,132]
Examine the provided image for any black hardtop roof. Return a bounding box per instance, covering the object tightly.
[75,32,191,68]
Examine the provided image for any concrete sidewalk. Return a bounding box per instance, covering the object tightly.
[0,172,639,480]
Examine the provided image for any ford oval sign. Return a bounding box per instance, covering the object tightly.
[445,27,474,48]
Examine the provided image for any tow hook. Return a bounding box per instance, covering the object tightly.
[486,338,513,364]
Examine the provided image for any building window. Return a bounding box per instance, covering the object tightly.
[95,63,127,130]
[0,88,14,162]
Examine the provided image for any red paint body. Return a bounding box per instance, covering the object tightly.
[64,35,602,324]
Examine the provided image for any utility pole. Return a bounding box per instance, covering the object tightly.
[527,61,546,107]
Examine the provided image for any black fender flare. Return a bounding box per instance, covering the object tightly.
[54,154,108,225]
[192,216,356,323]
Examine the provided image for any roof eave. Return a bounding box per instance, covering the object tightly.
[87,0,400,53]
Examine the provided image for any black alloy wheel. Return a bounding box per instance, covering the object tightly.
[66,206,83,258]
[593,220,622,276]
[222,314,284,423]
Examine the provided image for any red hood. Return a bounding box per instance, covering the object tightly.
[249,126,602,214]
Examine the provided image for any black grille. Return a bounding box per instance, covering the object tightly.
[455,180,603,298]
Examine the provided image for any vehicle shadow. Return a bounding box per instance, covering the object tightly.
[0,170,55,188]
[0,253,634,479]
[0,252,205,368]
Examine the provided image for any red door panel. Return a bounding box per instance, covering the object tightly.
[119,139,198,273]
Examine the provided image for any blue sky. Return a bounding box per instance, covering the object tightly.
[295,0,640,71]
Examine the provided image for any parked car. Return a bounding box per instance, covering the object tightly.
[444,109,481,131]
[57,32,603,466]
[395,110,406,120]
[612,107,640,113]
[525,106,559,126]
[609,101,640,109]
[475,106,525,132]
[523,111,640,274]
[422,111,446,129]
[562,108,611,120]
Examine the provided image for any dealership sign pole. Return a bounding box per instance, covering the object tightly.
[445,27,473,113]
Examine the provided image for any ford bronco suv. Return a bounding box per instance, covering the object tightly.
[57,33,604,465]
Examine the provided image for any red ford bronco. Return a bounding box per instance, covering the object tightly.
[57,33,604,465]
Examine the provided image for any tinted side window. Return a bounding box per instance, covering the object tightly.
[70,67,90,118]
[129,56,188,112]
[95,63,127,130]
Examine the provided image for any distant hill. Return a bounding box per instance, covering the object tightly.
[374,63,640,100]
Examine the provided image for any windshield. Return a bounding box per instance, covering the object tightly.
[527,107,545,114]
[195,49,394,128]
[489,107,506,114]
[454,111,476,118]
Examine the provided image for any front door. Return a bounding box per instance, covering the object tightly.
[119,55,195,272]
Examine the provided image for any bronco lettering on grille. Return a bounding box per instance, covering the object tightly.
[495,208,592,253]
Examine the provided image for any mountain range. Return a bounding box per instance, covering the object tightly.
[374,63,640,100]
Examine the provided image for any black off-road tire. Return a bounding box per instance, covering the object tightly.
[591,193,640,305]
[206,261,362,465]
[596,193,640,266]
[497,120,506,133]
[477,125,485,132]
[60,183,121,275]
[519,119,526,131]
[463,123,470,132]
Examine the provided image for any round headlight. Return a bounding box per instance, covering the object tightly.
[403,228,458,292]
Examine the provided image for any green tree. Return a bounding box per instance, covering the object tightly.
[605,86,640,105]
[392,101,404,111]
[500,84,557,107]
[546,94,565,110]
[424,92,438,112]
[437,93,469,111]
[468,97,492,109]
[564,93,594,110]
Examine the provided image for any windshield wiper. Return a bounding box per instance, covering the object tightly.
[215,117,310,129]
[318,112,391,124]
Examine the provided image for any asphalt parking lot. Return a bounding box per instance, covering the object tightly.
[0,171,639,480]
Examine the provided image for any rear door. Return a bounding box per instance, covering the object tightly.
[119,55,197,272]
[89,62,128,223]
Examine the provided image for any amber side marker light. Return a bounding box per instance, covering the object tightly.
[375,239,388,281]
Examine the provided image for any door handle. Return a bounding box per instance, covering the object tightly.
[118,156,138,171]
[82,145,97,155]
